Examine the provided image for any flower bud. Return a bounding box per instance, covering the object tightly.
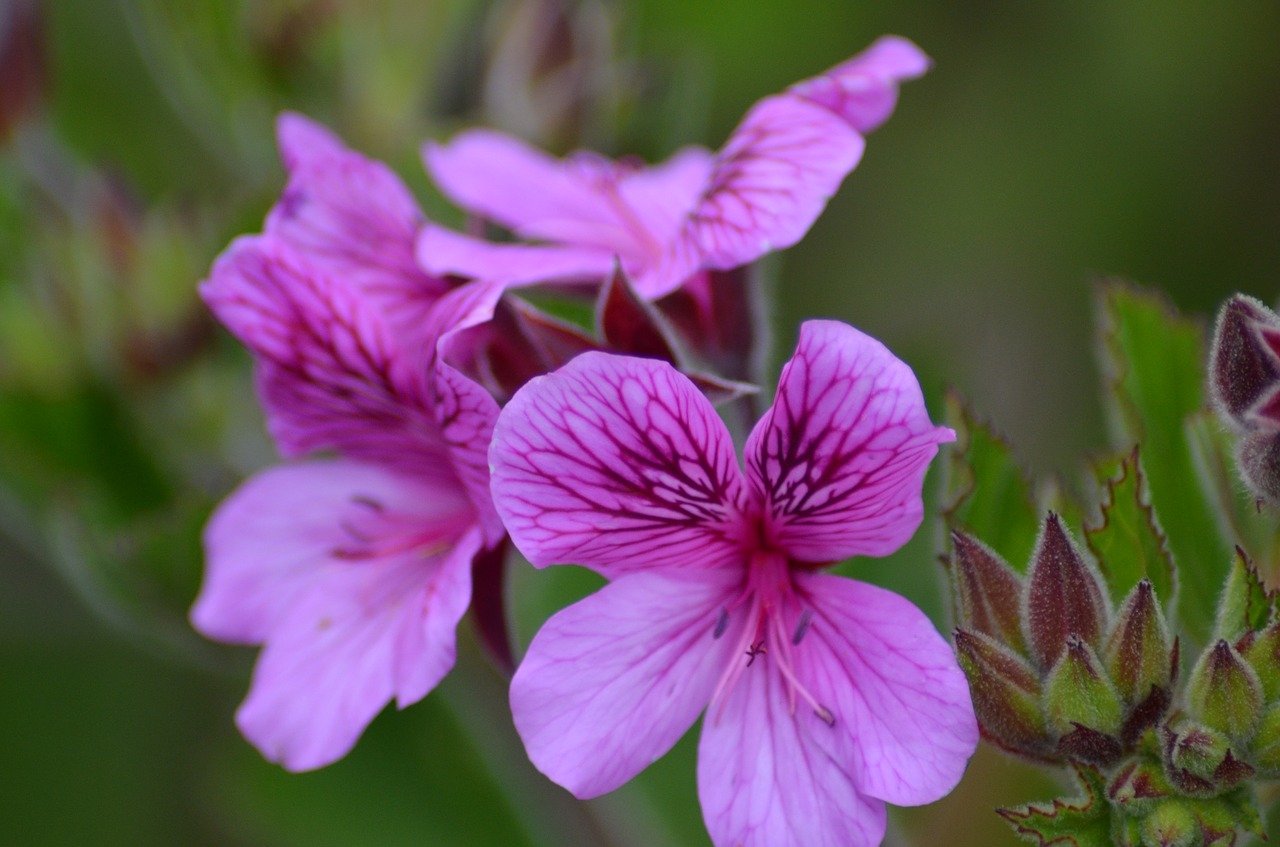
[950,530,1025,651]
[1234,428,1280,506]
[1043,636,1123,740]
[1024,513,1109,671]
[1140,801,1198,847]
[1105,579,1174,705]
[1214,546,1275,642]
[1249,701,1280,777]
[1108,758,1173,817]
[1210,295,1280,424]
[1186,640,1263,743]
[1244,618,1280,700]
[954,628,1052,760]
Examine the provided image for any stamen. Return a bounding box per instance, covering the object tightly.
[713,608,730,639]
[792,609,813,644]
[350,495,385,512]
[769,610,836,728]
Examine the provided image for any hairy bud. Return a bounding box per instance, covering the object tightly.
[1186,640,1263,743]
[1024,513,1109,671]
[954,628,1051,760]
[1043,637,1123,742]
[950,530,1025,651]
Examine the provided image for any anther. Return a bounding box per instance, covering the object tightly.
[814,705,836,727]
[713,608,730,639]
[792,609,813,644]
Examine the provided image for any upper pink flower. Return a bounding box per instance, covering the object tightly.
[419,36,929,299]
[489,320,977,847]
[193,192,505,768]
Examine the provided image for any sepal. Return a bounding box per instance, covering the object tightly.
[950,529,1026,651]
[1043,637,1124,742]
[1105,579,1174,706]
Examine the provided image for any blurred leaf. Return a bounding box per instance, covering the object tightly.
[1097,281,1222,642]
[0,381,171,523]
[941,388,1040,572]
[996,763,1112,846]
[1085,446,1176,610]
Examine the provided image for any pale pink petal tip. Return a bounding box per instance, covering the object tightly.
[791,36,931,134]
[275,111,346,170]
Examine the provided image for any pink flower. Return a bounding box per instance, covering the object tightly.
[192,231,505,770]
[490,320,977,846]
[418,36,929,300]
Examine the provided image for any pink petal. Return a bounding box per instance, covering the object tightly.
[615,145,716,247]
[269,113,448,334]
[422,281,507,545]
[649,95,866,298]
[415,221,615,286]
[201,237,449,471]
[788,35,931,134]
[745,320,954,563]
[192,460,473,644]
[790,574,978,805]
[510,569,743,797]
[424,130,640,255]
[235,525,481,771]
[490,352,755,577]
[697,653,888,847]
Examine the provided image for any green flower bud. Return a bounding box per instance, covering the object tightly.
[1186,640,1264,742]
[1108,758,1174,819]
[1140,801,1197,847]
[1044,636,1123,740]
[1105,579,1174,705]
[954,628,1052,760]
[1244,617,1280,700]
[950,530,1026,651]
[1024,513,1110,671]
[1249,700,1280,777]
[1214,547,1275,642]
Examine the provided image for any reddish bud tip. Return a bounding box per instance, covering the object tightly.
[950,530,1026,651]
[1024,513,1109,671]
[953,629,1052,761]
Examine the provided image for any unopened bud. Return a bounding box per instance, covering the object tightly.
[1186,640,1264,742]
[1163,724,1241,796]
[1249,701,1280,777]
[1234,428,1280,506]
[1108,759,1173,817]
[1043,636,1123,740]
[1024,513,1109,671]
[950,530,1025,651]
[1244,618,1280,700]
[1209,294,1280,426]
[1214,547,1275,642]
[1140,801,1198,847]
[953,628,1051,760]
[1105,579,1174,705]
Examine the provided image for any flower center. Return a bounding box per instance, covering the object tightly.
[707,550,835,727]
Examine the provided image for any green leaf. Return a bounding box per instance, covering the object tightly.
[1085,446,1176,610]
[1096,281,1223,642]
[998,763,1113,846]
[941,389,1041,573]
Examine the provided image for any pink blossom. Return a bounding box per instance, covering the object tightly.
[193,231,505,770]
[490,320,977,846]
[419,36,930,299]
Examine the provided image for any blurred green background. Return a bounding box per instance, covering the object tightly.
[3,1,1279,845]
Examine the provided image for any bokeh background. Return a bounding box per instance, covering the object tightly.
[3,1,1279,844]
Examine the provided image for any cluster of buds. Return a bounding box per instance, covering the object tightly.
[951,513,1176,767]
[1209,294,1280,505]
[955,508,1280,844]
